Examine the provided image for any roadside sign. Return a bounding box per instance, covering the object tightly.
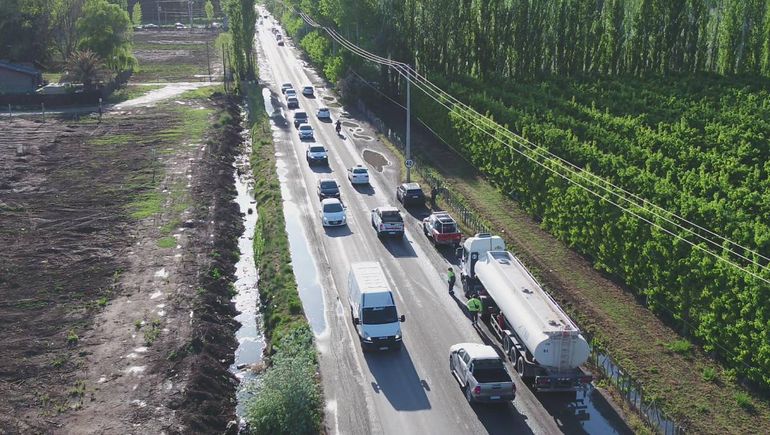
[405,159,415,169]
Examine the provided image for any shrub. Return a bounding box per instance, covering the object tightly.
[664,340,692,355]
[245,327,321,434]
[735,392,754,412]
[701,367,717,382]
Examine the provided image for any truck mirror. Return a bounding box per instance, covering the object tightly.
[455,247,462,258]
[353,318,360,325]
[400,315,406,322]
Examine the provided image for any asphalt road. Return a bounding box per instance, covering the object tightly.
[254,11,595,435]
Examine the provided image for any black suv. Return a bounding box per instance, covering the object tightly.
[396,182,425,206]
[294,111,308,128]
[317,179,340,200]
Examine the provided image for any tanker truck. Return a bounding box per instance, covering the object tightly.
[458,233,592,393]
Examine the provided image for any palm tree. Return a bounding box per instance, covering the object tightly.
[62,49,109,89]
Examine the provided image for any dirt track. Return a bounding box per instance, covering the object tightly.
[0,29,239,433]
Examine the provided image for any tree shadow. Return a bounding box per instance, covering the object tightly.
[364,344,431,411]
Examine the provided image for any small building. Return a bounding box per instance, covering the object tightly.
[0,61,43,94]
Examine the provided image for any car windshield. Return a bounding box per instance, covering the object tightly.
[407,189,423,195]
[353,168,367,174]
[295,112,307,118]
[323,203,343,213]
[361,306,398,325]
[300,125,312,131]
[380,211,402,222]
[320,181,337,189]
[309,146,325,152]
[319,107,328,112]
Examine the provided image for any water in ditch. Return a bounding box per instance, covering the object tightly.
[229,114,265,423]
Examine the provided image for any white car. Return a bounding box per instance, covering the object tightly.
[347,165,369,185]
[321,198,346,227]
[302,85,314,97]
[306,144,328,165]
[298,123,314,140]
[317,107,331,120]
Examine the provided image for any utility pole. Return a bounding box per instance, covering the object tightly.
[188,0,193,31]
[405,73,412,183]
[157,3,161,25]
[206,41,211,81]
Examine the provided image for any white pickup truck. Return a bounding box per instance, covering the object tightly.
[449,343,516,404]
[370,206,404,238]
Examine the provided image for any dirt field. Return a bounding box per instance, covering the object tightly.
[0,30,239,434]
[133,29,224,82]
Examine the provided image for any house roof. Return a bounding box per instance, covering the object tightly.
[0,60,42,77]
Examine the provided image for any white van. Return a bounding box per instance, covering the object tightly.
[348,262,405,351]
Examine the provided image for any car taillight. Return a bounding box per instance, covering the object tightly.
[473,386,481,395]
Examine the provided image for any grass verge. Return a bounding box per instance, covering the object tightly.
[242,83,323,433]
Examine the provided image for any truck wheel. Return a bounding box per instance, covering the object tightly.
[517,357,525,377]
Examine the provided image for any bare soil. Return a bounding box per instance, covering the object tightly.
[132,30,223,82]
[0,93,242,433]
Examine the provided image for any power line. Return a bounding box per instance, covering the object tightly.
[289,6,770,285]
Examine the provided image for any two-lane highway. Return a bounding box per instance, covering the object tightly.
[255,11,568,434]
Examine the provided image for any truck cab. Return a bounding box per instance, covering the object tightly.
[458,233,505,294]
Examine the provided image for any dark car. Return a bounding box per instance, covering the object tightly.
[294,111,308,128]
[396,182,425,206]
[317,179,340,200]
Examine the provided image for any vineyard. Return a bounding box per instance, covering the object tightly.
[411,73,770,389]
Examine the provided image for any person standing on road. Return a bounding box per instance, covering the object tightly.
[466,293,482,326]
[447,267,456,295]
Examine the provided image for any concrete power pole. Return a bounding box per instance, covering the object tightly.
[405,74,412,183]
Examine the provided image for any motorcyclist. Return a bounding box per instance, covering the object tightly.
[335,119,341,134]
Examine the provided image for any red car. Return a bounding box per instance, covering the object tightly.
[422,212,462,247]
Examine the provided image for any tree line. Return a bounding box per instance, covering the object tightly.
[0,0,135,72]
[276,0,770,81]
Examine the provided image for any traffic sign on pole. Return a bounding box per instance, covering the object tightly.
[405,159,414,169]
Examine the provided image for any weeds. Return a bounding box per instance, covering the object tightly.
[157,236,177,248]
[143,319,162,346]
[210,267,222,280]
[735,392,755,412]
[664,339,692,355]
[97,297,108,308]
[702,367,717,382]
[66,330,79,345]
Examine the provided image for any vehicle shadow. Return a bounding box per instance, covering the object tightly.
[352,184,375,196]
[364,344,431,411]
[316,117,332,123]
[403,203,432,220]
[323,225,353,238]
[309,165,332,174]
[473,402,535,435]
[380,235,417,258]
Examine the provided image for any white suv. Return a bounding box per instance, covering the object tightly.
[347,165,369,185]
[371,206,404,238]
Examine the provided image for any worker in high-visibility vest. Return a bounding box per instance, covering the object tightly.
[466,293,482,326]
[447,267,456,295]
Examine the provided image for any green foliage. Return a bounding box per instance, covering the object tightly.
[221,0,256,81]
[245,327,322,434]
[324,55,344,83]
[130,1,141,26]
[66,329,79,345]
[702,367,717,382]
[735,392,755,411]
[204,0,214,24]
[62,49,110,89]
[157,237,177,248]
[664,340,693,355]
[409,73,770,390]
[76,0,136,71]
[299,31,330,66]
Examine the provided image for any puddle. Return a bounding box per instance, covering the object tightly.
[363,149,389,172]
[229,108,266,421]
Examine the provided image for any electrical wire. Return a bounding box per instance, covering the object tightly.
[290,5,770,284]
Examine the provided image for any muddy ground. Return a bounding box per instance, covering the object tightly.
[0,30,239,434]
